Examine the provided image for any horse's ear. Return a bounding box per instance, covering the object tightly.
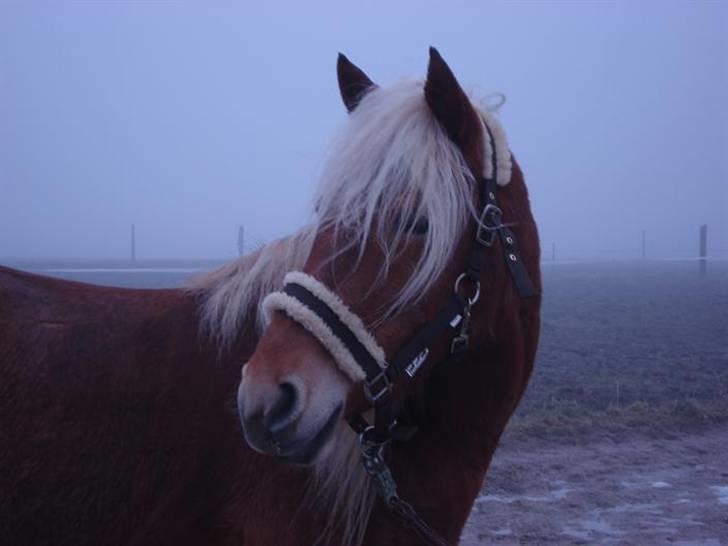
[337,53,376,113]
[424,47,483,173]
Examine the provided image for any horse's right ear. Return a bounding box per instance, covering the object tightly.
[337,53,376,113]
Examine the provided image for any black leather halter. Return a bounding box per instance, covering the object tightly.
[278,122,536,545]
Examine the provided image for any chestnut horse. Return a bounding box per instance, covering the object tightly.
[0,49,540,545]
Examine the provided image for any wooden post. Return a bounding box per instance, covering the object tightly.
[131,224,136,263]
[238,226,245,257]
[699,225,707,276]
[641,230,646,260]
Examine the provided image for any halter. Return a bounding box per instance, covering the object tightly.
[262,119,536,546]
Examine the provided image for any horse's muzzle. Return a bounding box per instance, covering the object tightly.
[238,374,341,466]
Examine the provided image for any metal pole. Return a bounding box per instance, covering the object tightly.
[699,225,707,277]
[238,226,245,257]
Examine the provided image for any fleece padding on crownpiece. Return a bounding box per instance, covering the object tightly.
[480,110,511,187]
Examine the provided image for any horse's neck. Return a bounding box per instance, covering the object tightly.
[372,335,532,543]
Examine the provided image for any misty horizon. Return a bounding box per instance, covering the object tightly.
[1,2,726,262]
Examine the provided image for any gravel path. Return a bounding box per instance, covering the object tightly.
[461,426,728,545]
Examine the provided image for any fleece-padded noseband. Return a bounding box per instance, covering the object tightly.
[262,271,386,383]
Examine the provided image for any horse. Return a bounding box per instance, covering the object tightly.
[0,48,541,545]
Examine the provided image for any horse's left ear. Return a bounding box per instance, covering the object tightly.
[424,47,483,174]
[337,53,376,113]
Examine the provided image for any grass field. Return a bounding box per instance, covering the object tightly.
[509,260,728,440]
[462,260,728,545]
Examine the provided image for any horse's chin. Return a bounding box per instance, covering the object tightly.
[273,404,342,466]
[243,403,342,467]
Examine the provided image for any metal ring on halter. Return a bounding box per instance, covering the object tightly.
[454,272,480,305]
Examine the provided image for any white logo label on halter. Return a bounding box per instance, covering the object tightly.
[449,314,463,328]
[405,348,430,378]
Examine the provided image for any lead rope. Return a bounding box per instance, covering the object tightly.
[360,429,450,546]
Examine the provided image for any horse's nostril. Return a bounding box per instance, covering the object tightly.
[265,381,299,433]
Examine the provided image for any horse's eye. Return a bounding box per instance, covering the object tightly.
[400,215,429,235]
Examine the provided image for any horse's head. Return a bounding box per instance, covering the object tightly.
[238,48,505,466]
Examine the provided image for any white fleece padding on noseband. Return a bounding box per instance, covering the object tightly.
[479,110,511,186]
[262,272,386,383]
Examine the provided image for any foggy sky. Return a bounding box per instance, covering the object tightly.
[1,1,726,261]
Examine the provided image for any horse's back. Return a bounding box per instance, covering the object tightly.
[0,266,240,546]
[0,264,185,327]
[0,265,200,393]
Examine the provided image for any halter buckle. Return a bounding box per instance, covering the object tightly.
[476,203,503,247]
[450,334,469,354]
[364,370,392,403]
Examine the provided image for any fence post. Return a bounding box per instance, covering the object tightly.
[238,226,245,257]
[131,224,136,264]
[699,225,707,277]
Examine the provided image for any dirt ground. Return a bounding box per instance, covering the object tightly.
[461,261,728,545]
[461,424,728,545]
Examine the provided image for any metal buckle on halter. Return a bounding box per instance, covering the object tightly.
[450,335,469,355]
[476,203,503,247]
[364,370,392,403]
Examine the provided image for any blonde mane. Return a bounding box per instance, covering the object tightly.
[189,228,316,348]
[190,79,511,545]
